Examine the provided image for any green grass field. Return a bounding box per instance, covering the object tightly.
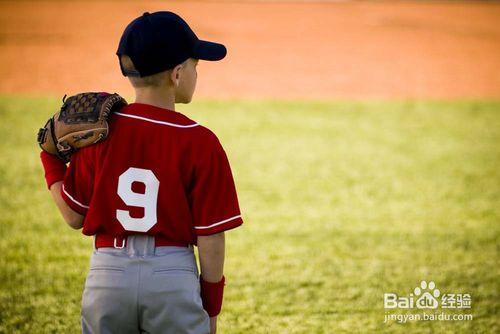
[0,96,499,333]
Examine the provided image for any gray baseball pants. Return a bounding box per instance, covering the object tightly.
[81,235,210,334]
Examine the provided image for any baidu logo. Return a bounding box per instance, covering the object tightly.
[384,280,471,310]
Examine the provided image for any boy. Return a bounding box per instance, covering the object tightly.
[39,11,243,334]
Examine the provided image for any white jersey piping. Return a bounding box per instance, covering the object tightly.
[115,112,199,128]
[194,215,242,230]
[62,184,90,209]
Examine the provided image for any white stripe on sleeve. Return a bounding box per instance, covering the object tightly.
[62,184,90,209]
[194,215,242,230]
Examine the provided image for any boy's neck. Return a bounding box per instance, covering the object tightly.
[134,88,176,111]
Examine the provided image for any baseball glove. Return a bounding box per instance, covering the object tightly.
[37,92,127,162]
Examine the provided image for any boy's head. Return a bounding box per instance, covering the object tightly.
[116,11,226,103]
[119,54,198,103]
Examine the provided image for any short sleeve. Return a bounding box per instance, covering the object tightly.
[60,149,94,216]
[189,136,243,236]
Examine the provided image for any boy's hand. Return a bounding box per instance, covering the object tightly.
[210,316,217,334]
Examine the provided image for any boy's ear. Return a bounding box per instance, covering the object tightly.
[169,68,176,86]
[170,64,182,85]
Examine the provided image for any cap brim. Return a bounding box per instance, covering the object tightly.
[193,40,227,61]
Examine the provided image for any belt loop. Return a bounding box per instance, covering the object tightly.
[114,236,126,249]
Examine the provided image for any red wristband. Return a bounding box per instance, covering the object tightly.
[200,275,225,317]
[40,151,67,189]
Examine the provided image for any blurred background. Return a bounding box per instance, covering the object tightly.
[0,1,499,333]
[1,0,499,98]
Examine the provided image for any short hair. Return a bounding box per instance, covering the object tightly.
[119,55,169,88]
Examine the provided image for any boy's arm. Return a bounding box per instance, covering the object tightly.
[49,181,84,229]
[197,231,225,332]
[190,133,243,322]
[198,232,225,282]
[40,151,84,229]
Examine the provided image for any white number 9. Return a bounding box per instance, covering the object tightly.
[116,167,159,232]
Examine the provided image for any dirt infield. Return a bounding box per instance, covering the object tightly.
[1,1,499,99]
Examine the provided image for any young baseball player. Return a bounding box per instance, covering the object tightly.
[39,11,243,334]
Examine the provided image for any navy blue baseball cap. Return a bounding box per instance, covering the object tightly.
[117,11,227,77]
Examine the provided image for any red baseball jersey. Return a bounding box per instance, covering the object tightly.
[60,103,243,245]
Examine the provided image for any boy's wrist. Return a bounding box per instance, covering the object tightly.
[200,275,225,317]
[40,151,67,189]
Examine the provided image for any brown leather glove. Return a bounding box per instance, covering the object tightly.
[37,92,127,162]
